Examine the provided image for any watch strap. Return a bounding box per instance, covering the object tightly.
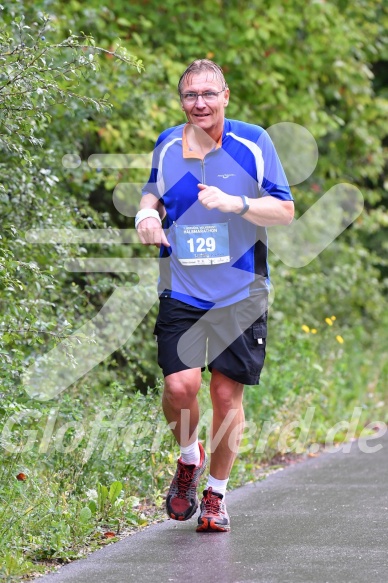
[238,195,249,216]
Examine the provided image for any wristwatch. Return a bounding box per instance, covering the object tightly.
[238,195,250,216]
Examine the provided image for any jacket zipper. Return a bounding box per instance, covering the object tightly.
[201,158,205,184]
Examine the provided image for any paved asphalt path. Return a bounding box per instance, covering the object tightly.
[37,435,388,583]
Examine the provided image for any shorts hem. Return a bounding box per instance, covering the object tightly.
[161,364,206,377]
[207,364,262,386]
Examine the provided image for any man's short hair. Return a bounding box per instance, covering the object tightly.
[178,59,228,94]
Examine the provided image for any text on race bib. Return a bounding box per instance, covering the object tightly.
[175,223,230,266]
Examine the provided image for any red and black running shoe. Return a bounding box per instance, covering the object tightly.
[166,442,207,521]
[196,487,230,532]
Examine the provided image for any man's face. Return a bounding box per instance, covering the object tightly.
[180,72,229,139]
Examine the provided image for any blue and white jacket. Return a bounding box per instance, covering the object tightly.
[142,118,293,309]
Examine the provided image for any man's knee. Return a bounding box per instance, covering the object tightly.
[210,370,244,416]
[163,369,201,410]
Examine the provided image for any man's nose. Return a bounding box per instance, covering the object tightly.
[195,95,207,107]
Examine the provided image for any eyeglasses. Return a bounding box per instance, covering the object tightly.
[180,89,225,104]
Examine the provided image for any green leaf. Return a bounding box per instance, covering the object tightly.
[88,500,97,514]
[108,481,123,504]
[97,484,109,511]
[79,507,92,523]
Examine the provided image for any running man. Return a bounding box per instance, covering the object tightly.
[136,59,294,532]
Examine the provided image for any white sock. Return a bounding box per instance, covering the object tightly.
[206,475,229,498]
[180,439,200,466]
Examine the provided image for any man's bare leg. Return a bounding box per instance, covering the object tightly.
[209,369,245,479]
[163,368,208,521]
[195,369,241,532]
[162,368,202,446]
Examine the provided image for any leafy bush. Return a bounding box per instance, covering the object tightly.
[1,0,387,578]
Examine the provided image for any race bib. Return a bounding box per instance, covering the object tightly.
[176,223,230,266]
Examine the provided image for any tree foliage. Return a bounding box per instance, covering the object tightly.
[1,0,388,575]
[1,0,387,397]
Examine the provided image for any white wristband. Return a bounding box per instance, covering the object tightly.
[135,209,162,230]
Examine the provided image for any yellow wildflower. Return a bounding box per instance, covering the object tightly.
[336,335,344,344]
[311,328,317,334]
[331,315,336,321]
[325,318,333,326]
[301,325,310,333]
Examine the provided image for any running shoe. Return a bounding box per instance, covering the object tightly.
[166,442,207,521]
[196,487,230,532]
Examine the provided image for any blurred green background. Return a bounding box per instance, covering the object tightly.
[0,0,387,577]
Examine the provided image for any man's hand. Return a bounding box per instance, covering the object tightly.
[137,217,170,248]
[198,183,294,225]
[197,183,242,214]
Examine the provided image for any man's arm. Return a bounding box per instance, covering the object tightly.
[237,196,294,226]
[136,193,170,248]
[197,184,294,226]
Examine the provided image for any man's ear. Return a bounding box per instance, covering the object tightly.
[224,87,230,107]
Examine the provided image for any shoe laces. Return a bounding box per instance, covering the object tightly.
[203,487,222,514]
[175,462,195,498]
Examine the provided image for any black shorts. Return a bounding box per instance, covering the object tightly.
[153,294,268,385]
